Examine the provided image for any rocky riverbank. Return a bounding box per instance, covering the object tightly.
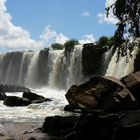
[1,71,140,140]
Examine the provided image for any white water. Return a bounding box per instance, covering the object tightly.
[106,47,139,78]
[0,45,85,89]
[0,88,71,122]
[25,52,40,88]
[67,45,84,88]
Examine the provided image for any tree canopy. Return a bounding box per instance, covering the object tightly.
[106,0,140,56]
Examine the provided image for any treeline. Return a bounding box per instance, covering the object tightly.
[50,36,115,50]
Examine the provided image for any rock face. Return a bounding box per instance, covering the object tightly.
[3,96,31,107]
[82,43,106,76]
[65,76,136,112]
[121,71,140,105]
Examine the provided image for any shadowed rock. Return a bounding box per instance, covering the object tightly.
[65,76,137,112]
[3,96,31,106]
[23,91,45,102]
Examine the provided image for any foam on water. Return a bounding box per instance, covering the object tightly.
[0,88,71,122]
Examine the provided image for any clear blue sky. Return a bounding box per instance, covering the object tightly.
[6,0,116,40]
[0,0,117,52]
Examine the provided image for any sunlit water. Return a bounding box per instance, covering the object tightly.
[0,88,71,122]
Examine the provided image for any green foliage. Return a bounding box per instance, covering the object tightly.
[52,43,64,50]
[64,39,79,52]
[97,36,109,46]
[106,0,140,56]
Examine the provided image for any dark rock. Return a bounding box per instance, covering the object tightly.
[134,50,140,72]
[66,111,118,140]
[0,85,7,100]
[23,91,45,102]
[42,116,79,137]
[114,109,140,140]
[121,71,140,105]
[3,96,31,106]
[65,76,137,112]
[82,43,106,76]
[0,92,7,100]
[32,98,52,104]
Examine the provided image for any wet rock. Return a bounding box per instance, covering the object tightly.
[23,91,45,102]
[65,76,137,112]
[32,98,52,104]
[3,96,31,106]
[121,71,140,105]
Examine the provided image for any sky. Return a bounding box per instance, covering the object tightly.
[0,0,117,52]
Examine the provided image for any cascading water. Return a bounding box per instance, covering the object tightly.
[0,45,85,89]
[66,44,83,88]
[48,50,65,89]
[105,47,139,78]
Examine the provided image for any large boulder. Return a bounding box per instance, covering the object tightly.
[3,96,31,106]
[121,71,140,105]
[65,76,137,112]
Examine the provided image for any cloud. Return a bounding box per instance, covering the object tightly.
[97,0,117,25]
[106,0,116,7]
[40,25,69,45]
[82,10,90,17]
[79,34,95,44]
[97,11,118,24]
[0,0,69,51]
[0,0,42,51]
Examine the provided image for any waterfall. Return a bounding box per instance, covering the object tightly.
[25,52,40,88]
[102,47,114,75]
[0,44,101,89]
[105,47,139,78]
[48,50,65,88]
[18,52,33,86]
[67,44,83,88]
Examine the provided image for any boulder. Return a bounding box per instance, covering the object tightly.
[3,96,31,106]
[23,91,45,102]
[121,71,140,105]
[65,76,137,112]
[41,116,79,137]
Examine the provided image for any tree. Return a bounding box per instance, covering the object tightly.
[97,36,109,46]
[106,0,140,56]
[64,39,79,52]
[52,43,64,50]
